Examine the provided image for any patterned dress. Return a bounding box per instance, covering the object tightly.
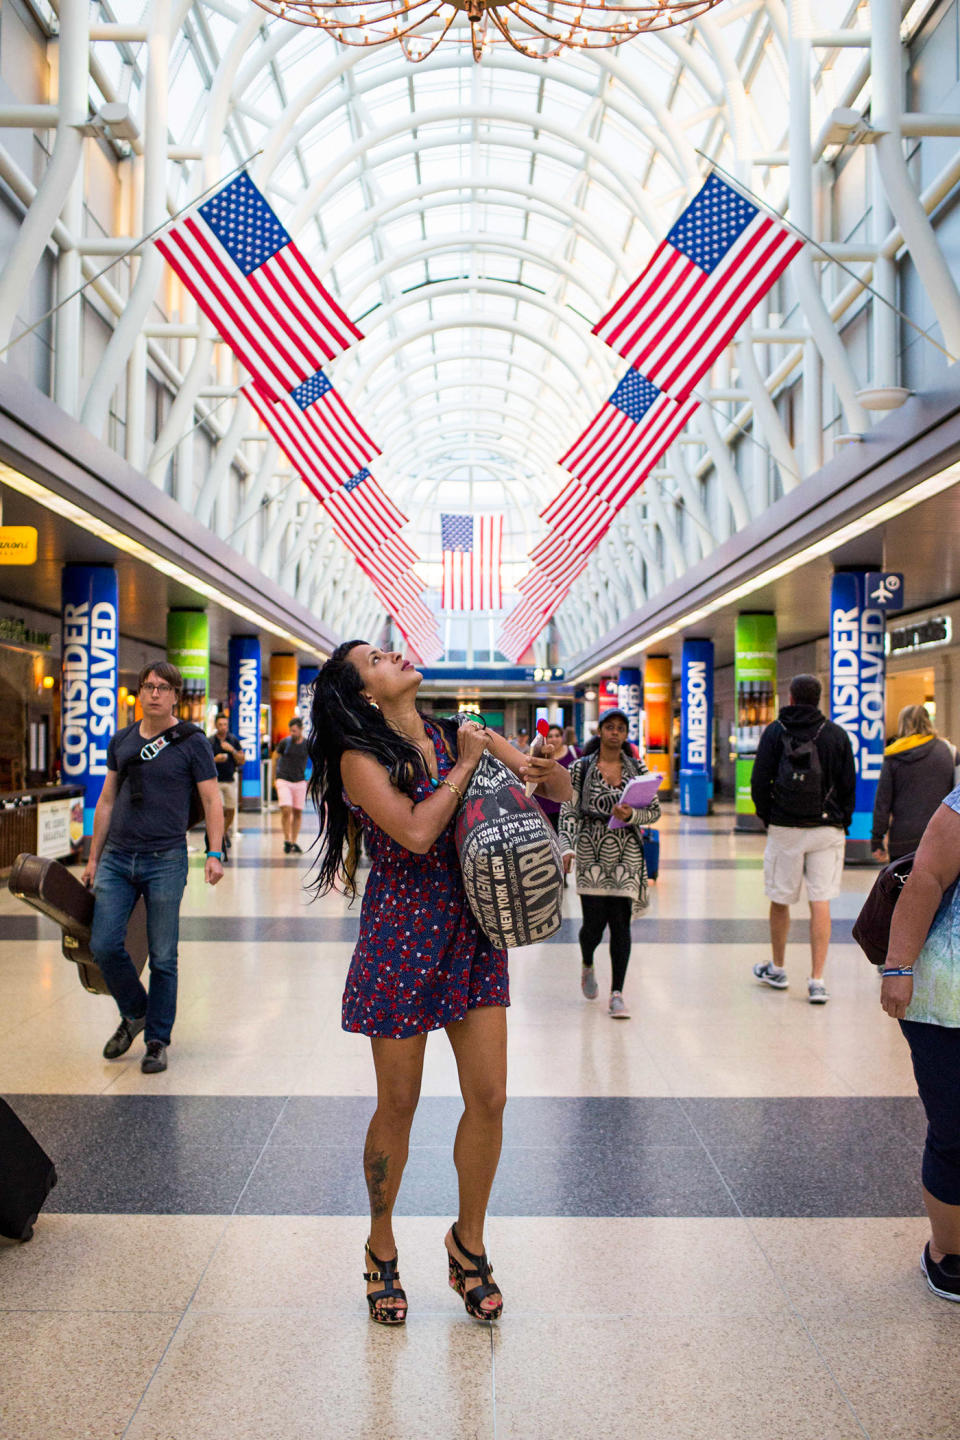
[559,753,662,916]
[342,720,510,1039]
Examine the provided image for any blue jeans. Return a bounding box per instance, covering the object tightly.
[91,845,189,1046]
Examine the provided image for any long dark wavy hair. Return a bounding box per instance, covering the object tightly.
[306,640,455,899]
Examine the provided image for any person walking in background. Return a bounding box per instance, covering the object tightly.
[83,663,224,1074]
[562,725,580,760]
[872,705,958,863]
[750,674,856,1004]
[273,716,310,853]
[559,709,660,1019]
[308,641,570,1326]
[879,783,960,1302]
[536,723,578,834]
[209,712,243,864]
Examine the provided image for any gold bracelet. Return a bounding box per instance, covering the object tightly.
[440,778,464,803]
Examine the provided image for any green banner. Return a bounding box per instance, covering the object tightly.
[734,614,777,815]
[167,610,209,726]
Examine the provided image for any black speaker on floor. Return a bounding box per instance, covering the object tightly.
[0,1098,57,1241]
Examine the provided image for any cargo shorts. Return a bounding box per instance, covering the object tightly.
[763,824,846,905]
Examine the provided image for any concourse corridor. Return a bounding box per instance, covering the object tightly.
[1,807,957,1440]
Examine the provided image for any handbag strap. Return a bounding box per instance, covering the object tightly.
[117,722,201,806]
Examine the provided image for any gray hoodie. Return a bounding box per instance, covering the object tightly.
[871,734,957,857]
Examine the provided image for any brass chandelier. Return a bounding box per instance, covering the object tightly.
[248,0,728,63]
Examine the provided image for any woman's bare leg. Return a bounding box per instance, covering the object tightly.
[445,1005,508,1312]
[364,1033,428,1312]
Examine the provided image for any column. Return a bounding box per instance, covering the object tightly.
[830,573,886,861]
[269,653,298,745]
[644,656,673,797]
[734,615,777,832]
[60,565,118,846]
[617,666,643,750]
[297,665,320,741]
[680,639,715,816]
[228,636,262,813]
[166,610,209,726]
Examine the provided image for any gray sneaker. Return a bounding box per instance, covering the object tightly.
[581,965,599,1000]
[140,1041,168,1074]
[808,978,830,1004]
[753,962,788,990]
[609,991,630,1019]
[103,1015,145,1060]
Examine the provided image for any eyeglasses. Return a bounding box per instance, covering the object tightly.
[141,683,174,695]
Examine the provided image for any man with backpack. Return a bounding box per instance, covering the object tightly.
[750,674,856,1004]
[81,662,224,1072]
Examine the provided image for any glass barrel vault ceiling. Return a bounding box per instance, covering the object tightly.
[95,0,878,635]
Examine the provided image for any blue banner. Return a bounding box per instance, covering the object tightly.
[617,666,643,746]
[60,565,119,837]
[830,573,886,842]
[680,639,714,776]
[297,665,319,742]
[228,636,262,804]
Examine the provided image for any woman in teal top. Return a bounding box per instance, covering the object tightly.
[882,782,960,1303]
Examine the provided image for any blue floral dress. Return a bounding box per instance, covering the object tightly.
[342,720,510,1039]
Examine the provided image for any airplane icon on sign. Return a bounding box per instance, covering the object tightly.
[866,572,904,609]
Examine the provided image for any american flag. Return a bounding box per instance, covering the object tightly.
[391,596,443,664]
[441,514,503,611]
[593,173,803,401]
[538,484,615,554]
[156,172,362,392]
[245,372,379,497]
[559,371,698,508]
[497,593,553,663]
[322,470,407,557]
[526,534,590,592]
[356,551,426,614]
[518,568,571,613]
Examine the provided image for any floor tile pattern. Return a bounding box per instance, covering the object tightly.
[2,805,958,1440]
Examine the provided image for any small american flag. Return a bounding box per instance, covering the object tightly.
[322,470,407,557]
[356,551,426,614]
[593,173,803,401]
[441,514,503,611]
[497,593,552,663]
[539,484,615,554]
[391,596,443,664]
[156,172,362,392]
[559,371,697,509]
[518,568,571,613]
[245,372,379,497]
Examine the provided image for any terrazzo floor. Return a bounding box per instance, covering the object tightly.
[1,804,957,1440]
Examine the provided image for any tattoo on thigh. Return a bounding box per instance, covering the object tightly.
[364,1145,390,1218]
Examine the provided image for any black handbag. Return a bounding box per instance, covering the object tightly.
[851,852,915,967]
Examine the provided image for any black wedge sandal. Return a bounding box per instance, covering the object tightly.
[446,1223,503,1322]
[364,1240,408,1326]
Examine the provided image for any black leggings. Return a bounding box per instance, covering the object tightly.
[579,893,633,993]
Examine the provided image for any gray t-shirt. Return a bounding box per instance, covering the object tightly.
[106,723,217,853]
[275,736,309,782]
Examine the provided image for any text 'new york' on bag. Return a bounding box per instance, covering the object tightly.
[454,750,564,950]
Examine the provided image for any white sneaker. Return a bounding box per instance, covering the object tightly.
[609,991,630,1019]
[753,961,788,990]
[808,978,829,1004]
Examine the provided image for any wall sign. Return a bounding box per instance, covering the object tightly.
[617,666,643,745]
[734,614,777,818]
[830,572,885,843]
[0,616,52,650]
[0,526,38,564]
[36,797,72,859]
[60,565,118,838]
[887,616,952,655]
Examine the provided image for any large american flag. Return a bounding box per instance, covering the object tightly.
[593,173,803,402]
[497,592,552,663]
[322,470,407,556]
[156,172,362,392]
[245,372,379,496]
[559,370,698,508]
[441,514,503,611]
[526,535,590,592]
[391,596,443,664]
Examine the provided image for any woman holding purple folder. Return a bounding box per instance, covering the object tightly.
[559,710,661,1019]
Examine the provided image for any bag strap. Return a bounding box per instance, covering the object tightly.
[117,722,201,806]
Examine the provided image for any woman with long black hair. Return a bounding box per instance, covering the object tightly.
[308,640,571,1326]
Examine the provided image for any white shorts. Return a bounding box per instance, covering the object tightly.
[763,825,846,905]
[276,778,307,811]
[217,780,237,811]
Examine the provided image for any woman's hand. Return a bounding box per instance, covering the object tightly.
[456,721,489,770]
[880,973,913,1019]
[519,752,558,790]
[612,802,633,822]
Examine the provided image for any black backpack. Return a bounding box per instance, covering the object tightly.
[115,721,206,831]
[772,721,826,822]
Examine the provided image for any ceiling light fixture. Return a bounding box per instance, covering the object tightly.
[249,0,728,64]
